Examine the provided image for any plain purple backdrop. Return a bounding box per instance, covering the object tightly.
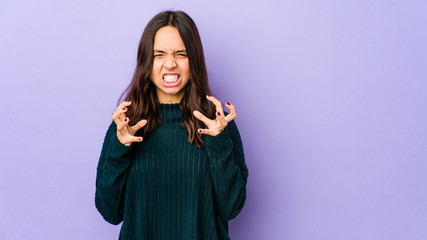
[1,0,427,239]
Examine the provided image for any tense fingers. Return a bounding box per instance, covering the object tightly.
[115,117,129,131]
[193,110,213,125]
[112,106,127,121]
[224,102,237,122]
[130,119,148,132]
[130,136,144,143]
[117,100,132,111]
[123,136,143,146]
[206,95,237,123]
[113,101,132,129]
[215,110,227,127]
[206,95,224,116]
[197,128,215,136]
[112,100,146,146]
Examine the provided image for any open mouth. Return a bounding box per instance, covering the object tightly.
[162,74,181,87]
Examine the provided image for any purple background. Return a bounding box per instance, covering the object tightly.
[1,0,426,239]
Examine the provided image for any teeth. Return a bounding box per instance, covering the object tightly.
[163,75,179,82]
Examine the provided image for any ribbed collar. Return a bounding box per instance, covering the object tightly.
[160,103,183,123]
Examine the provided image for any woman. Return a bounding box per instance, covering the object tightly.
[95,10,248,239]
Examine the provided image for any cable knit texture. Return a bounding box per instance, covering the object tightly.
[95,103,248,240]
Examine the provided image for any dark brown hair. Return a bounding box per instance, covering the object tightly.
[119,10,215,148]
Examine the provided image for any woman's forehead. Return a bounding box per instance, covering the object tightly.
[153,26,185,50]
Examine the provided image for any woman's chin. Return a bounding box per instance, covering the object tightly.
[163,88,182,95]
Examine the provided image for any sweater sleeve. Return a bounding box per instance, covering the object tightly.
[95,121,134,225]
[204,120,249,221]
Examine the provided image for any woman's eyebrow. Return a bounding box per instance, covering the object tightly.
[153,49,187,53]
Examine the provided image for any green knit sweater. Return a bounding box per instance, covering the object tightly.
[95,103,248,240]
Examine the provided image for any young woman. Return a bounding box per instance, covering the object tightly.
[95,10,248,239]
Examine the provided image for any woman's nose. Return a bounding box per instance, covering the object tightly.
[164,55,177,69]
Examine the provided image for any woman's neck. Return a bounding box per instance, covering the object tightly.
[156,89,184,103]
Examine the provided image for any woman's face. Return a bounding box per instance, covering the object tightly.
[150,26,190,103]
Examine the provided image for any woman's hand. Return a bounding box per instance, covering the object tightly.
[112,101,147,146]
[193,95,237,136]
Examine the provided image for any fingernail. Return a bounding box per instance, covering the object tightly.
[122,107,126,110]
[124,118,128,122]
[207,95,211,97]
[226,102,231,105]
[127,100,131,102]
[139,137,142,141]
[198,129,202,133]
[217,112,221,116]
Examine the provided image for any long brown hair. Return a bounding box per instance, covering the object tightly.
[119,11,215,148]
